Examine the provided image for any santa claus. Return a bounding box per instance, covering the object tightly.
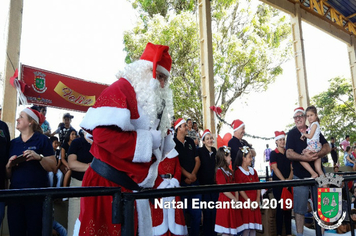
[74,42,176,236]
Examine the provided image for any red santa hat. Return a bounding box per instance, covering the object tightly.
[202,129,211,140]
[293,107,305,116]
[22,107,45,125]
[274,131,286,141]
[232,119,244,132]
[174,118,186,130]
[140,42,172,81]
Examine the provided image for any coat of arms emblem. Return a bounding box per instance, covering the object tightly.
[32,71,47,93]
[313,173,346,229]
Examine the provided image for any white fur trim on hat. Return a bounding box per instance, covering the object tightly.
[293,108,305,116]
[156,64,170,77]
[133,129,153,163]
[202,131,211,140]
[174,119,186,130]
[22,108,39,124]
[233,123,245,132]
[275,134,285,141]
[140,59,171,77]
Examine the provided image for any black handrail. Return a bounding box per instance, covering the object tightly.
[1,174,356,236]
[120,174,356,236]
[0,187,122,235]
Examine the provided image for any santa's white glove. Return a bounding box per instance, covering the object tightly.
[157,178,170,189]
[163,133,175,155]
[150,130,162,150]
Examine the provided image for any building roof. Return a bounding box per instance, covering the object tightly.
[294,0,356,36]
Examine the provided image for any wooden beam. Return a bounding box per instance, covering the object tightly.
[260,0,295,15]
[2,0,23,139]
[347,12,356,19]
[260,0,351,45]
[291,3,310,108]
[198,0,216,137]
[347,36,356,113]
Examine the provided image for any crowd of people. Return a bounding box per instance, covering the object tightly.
[0,105,92,236]
[0,42,354,236]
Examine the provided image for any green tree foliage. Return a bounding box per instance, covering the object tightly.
[311,77,356,143]
[124,0,291,132]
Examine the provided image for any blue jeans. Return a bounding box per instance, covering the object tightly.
[346,161,354,167]
[53,220,67,236]
[181,180,202,236]
[293,175,310,215]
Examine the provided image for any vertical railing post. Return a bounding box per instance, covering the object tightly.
[121,194,135,236]
[310,183,322,236]
[265,165,269,182]
[42,195,53,236]
[112,190,122,224]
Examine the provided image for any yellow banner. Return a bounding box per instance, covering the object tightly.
[54,81,95,106]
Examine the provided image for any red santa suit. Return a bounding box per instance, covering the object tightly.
[150,148,188,236]
[214,168,242,235]
[75,42,173,236]
[234,166,262,231]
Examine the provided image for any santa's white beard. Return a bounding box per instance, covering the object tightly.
[116,60,173,137]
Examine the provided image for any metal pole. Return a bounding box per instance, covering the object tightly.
[42,195,53,236]
[344,181,355,236]
[112,191,122,224]
[121,195,135,236]
[310,184,322,236]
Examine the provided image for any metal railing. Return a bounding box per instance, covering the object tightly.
[1,172,356,236]
[0,187,122,236]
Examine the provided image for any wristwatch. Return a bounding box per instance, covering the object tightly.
[39,154,44,161]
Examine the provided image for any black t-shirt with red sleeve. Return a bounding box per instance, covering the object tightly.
[269,148,291,181]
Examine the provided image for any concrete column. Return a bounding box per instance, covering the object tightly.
[348,35,356,112]
[2,0,23,138]
[198,0,216,137]
[291,3,310,108]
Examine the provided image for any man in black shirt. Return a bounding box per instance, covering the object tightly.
[286,107,330,236]
[174,118,201,236]
[228,119,256,167]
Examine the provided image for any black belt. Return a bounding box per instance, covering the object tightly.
[160,174,173,179]
[91,157,142,191]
